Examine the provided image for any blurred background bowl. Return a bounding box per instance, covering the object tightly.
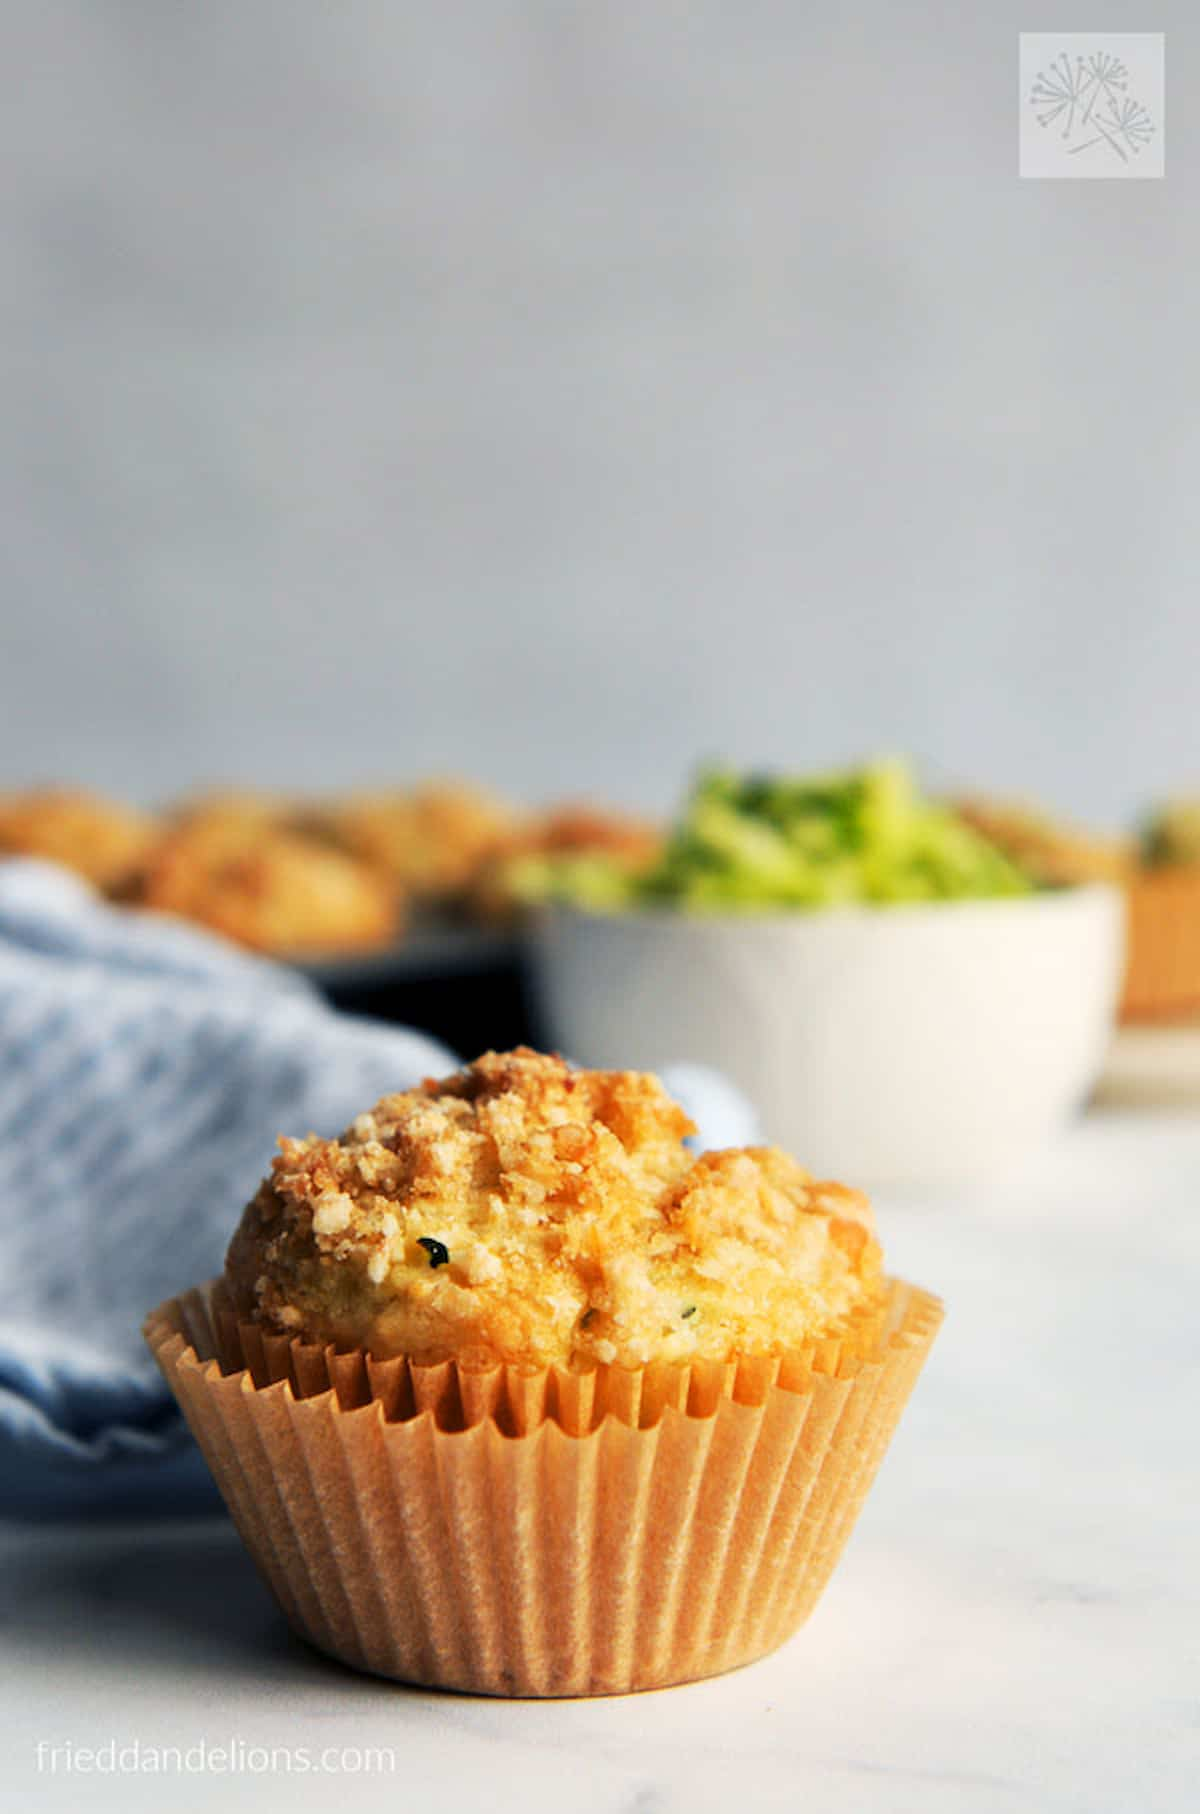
[530,884,1125,1189]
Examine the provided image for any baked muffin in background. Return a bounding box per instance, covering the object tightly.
[947,791,1200,1021]
[1122,798,1200,1021]
[138,801,400,957]
[0,787,158,895]
[953,796,1132,887]
[162,788,303,842]
[1142,800,1200,868]
[470,802,663,918]
[322,780,516,905]
[0,775,659,953]
[148,1048,941,1697]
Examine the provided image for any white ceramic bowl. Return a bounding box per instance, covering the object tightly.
[529,885,1125,1190]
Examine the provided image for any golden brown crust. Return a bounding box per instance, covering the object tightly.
[0,788,158,894]
[954,797,1131,886]
[323,781,516,902]
[138,804,400,956]
[225,1048,883,1370]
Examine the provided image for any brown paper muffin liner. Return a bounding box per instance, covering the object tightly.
[1122,869,1200,1021]
[144,1277,942,1697]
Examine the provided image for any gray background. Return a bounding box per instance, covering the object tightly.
[1,3,1194,824]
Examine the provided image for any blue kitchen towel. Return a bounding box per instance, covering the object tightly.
[0,861,759,1516]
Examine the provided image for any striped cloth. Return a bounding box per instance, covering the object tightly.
[0,861,757,1514]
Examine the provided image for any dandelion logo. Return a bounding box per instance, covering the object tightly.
[1019,34,1164,179]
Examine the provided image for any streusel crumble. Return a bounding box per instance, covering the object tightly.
[225,1047,883,1369]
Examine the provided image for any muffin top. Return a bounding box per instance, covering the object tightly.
[327,781,516,900]
[0,787,157,894]
[1143,799,1200,868]
[954,796,1131,886]
[139,804,399,956]
[225,1048,883,1370]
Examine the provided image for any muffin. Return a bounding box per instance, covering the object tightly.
[953,796,1131,887]
[1143,800,1200,867]
[138,804,399,957]
[470,804,663,919]
[0,787,158,894]
[325,781,516,906]
[1122,800,1200,1020]
[166,788,291,833]
[146,1049,941,1696]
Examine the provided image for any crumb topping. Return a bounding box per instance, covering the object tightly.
[225,1048,883,1369]
[139,807,398,955]
[0,788,156,893]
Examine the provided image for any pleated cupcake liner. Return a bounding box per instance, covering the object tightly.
[145,1277,942,1697]
[1122,869,1200,1021]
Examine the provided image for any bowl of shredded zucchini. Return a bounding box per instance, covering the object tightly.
[524,760,1124,1188]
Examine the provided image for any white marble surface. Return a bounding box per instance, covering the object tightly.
[5,1108,1199,1814]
